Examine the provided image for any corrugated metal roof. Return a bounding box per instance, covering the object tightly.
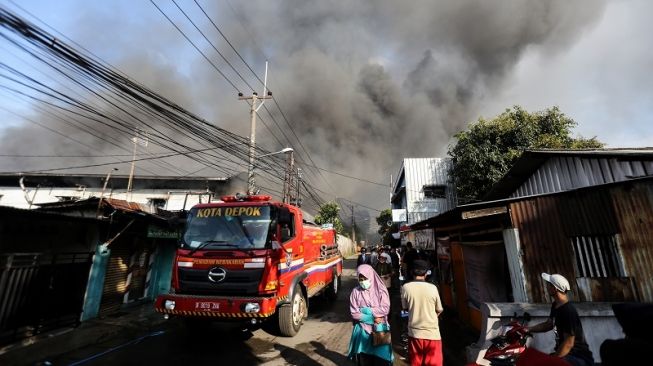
[36,197,172,221]
[485,149,653,200]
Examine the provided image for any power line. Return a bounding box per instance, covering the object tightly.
[149,0,241,92]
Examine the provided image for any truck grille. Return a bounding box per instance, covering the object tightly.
[177,267,264,296]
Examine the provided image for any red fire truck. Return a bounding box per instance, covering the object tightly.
[154,194,343,336]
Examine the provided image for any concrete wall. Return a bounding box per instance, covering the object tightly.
[467,302,623,365]
[337,234,356,257]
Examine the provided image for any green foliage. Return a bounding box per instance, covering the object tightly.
[448,106,604,201]
[314,201,344,235]
[375,208,399,247]
[375,209,392,236]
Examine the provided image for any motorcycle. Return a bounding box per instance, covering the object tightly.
[467,312,570,366]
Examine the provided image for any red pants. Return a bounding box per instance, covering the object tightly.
[408,337,443,366]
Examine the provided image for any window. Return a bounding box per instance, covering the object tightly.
[148,198,167,209]
[423,185,446,199]
[571,235,625,278]
[281,213,295,243]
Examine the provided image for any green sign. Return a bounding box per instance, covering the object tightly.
[147,225,180,239]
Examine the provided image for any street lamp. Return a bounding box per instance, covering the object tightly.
[257,147,294,159]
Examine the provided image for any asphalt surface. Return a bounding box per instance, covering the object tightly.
[1,258,477,365]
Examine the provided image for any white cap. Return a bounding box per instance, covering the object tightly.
[541,273,571,292]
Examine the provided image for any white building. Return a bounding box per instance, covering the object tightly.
[0,173,230,211]
[391,158,457,226]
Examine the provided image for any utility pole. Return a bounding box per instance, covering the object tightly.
[295,167,302,207]
[283,149,295,204]
[239,62,272,195]
[127,130,148,193]
[97,168,118,217]
[350,203,356,244]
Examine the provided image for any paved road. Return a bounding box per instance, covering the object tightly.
[40,258,474,366]
[47,258,388,366]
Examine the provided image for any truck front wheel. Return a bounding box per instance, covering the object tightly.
[325,270,340,301]
[279,284,306,336]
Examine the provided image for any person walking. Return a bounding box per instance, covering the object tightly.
[357,247,372,267]
[370,247,379,267]
[526,273,594,366]
[374,253,394,289]
[402,242,418,282]
[390,248,401,273]
[401,260,444,366]
[348,264,393,366]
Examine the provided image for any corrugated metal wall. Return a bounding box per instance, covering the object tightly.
[609,182,653,301]
[510,196,576,303]
[511,156,653,198]
[509,179,653,302]
[403,158,457,225]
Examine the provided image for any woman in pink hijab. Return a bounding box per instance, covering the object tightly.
[348,264,393,365]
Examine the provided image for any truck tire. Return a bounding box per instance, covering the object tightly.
[325,270,340,301]
[278,284,306,336]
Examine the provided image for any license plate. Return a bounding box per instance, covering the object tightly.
[194,301,220,311]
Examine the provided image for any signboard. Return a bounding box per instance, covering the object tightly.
[461,206,507,220]
[437,236,452,283]
[414,228,435,251]
[147,225,180,239]
[392,209,407,222]
[462,244,508,307]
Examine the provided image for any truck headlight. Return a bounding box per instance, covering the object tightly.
[164,300,176,310]
[244,303,260,313]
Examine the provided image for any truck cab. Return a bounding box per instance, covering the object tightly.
[155,194,342,336]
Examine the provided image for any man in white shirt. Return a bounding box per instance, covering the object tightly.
[401,260,444,366]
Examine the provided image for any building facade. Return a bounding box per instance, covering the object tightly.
[0,173,230,211]
[391,158,457,225]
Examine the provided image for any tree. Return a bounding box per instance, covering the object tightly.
[375,208,399,247]
[314,201,344,235]
[448,106,603,201]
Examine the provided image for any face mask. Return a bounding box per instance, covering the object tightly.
[359,280,371,290]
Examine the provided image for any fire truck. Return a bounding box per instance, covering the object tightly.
[154,194,343,336]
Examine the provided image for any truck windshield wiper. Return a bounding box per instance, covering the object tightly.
[188,240,228,256]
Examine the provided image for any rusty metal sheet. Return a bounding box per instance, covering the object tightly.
[103,198,153,214]
[510,180,653,303]
[609,182,653,301]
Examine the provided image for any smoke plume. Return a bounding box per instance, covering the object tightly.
[0,0,607,216]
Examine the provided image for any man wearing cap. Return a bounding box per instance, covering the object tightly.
[401,259,444,366]
[527,273,594,366]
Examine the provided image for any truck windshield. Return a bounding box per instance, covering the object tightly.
[181,206,273,250]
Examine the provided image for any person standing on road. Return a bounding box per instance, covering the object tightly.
[357,247,371,267]
[401,260,444,366]
[402,242,418,282]
[390,247,401,273]
[374,253,394,290]
[370,247,379,267]
[348,264,393,366]
[527,273,594,366]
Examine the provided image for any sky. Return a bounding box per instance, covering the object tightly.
[0,0,651,226]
